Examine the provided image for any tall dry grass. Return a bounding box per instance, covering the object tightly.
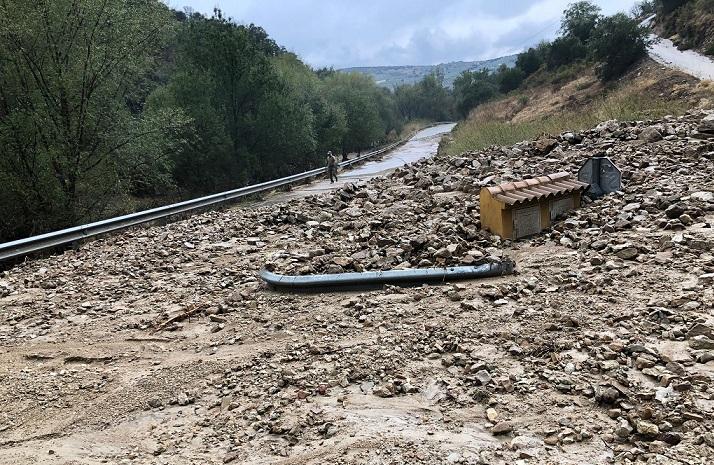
[444,86,690,156]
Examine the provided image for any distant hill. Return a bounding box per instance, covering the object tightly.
[341,55,518,89]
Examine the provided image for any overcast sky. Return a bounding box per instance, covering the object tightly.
[164,0,640,68]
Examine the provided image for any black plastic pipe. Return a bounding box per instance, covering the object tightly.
[260,261,515,291]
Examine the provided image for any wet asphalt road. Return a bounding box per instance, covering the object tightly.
[264,123,456,204]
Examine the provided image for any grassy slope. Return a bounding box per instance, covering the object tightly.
[443,59,714,156]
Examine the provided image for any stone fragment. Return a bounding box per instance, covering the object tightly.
[636,421,659,438]
[491,421,513,435]
[639,127,662,143]
[689,335,714,350]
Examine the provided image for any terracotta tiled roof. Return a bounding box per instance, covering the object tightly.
[484,172,589,206]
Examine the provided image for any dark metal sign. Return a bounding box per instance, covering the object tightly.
[578,157,621,197]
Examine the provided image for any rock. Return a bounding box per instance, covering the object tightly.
[661,432,682,446]
[372,384,394,398]
[690,191,713,203]
[636,421,659,438]
[177,392,192,406]
[510,435,544,458]
[534,138,558,155]
[486,408,499,422]
[616,247,639,260]
[474,370,492,386]
[434,247,452,259]
[687,323,714,339]
[596,386,620,404]
[446,452,461,463]
[563,132,582,144]
[491,421,514,435]
[615,419,633,438]
[0,280,13,297]
[148,398,163,409]
[639,127,663,143]
[360,381,374,394]
[689,335,714,350]
[665,203,686,219]
[699,432,714,448]
[508,345,523,356]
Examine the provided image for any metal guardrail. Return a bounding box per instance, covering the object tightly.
[0,139,410,263]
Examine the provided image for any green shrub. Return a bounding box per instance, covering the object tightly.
[453,70,500,117]
[516,48,544,76]
[547,36,587,69]
[590,14,649,81]
[551,62,587,85]
[497,66,526,93]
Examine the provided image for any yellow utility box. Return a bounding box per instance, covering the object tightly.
[480,172,589,239]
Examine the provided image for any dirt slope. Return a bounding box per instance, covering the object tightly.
[1,111,713,464]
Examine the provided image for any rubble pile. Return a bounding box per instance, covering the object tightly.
[0,111,712,464]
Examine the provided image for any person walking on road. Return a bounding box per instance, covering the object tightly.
[326,151,338,183]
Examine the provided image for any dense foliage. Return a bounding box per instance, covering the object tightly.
[453,70,499,118]
[590,14,649,81]
[0,2,450,242]
[0,0,182,241]
[394,71,454,121]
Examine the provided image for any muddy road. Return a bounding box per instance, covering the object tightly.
[0,115,713,464]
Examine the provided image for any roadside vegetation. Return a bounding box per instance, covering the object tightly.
[0,2,452,242]
[445,0,714,157]
[444,77,693,156]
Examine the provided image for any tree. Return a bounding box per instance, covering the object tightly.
[393,71,454,123]
[153,11,325,190]
[0,0,180,240]
[323,73,386,154]
[453,70,499,117]
[561,1,602,42]
[496,65,526,93]
[0,2,452,242]
[547,36,588,69]
[516,47,544,76]
[273,55,348,159]
[590,13,649,81]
